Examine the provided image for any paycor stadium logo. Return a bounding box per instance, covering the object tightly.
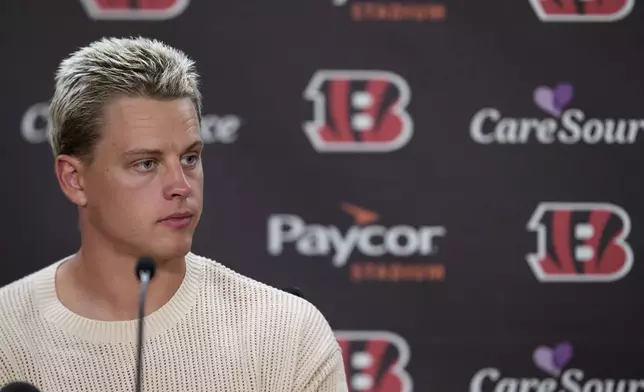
[267,202,446,283]
[331,0,446,22]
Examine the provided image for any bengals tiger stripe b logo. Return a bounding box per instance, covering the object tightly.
[529,0,634,22]
[335,331,413,392]
[303,70,413,153]
[526,202,633,282]
[79,0,190,20]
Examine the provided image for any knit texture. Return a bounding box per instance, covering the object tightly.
[0,253,348,391]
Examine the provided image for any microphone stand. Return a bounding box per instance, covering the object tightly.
[135,258,156,392]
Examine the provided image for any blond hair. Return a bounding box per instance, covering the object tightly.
[48,36,202,162]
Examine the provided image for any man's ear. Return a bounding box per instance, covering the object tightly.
[54,155,88,207]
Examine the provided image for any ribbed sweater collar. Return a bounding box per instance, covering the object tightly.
[33,252,205,344]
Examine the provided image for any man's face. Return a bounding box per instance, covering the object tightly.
[82,96,204,261]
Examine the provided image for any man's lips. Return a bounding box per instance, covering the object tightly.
[161,212,193,220]
[159,212,193,228]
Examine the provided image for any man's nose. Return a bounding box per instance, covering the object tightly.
[163,161,192,200]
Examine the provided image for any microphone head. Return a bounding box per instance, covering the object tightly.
[135,257,157,281]
[284,286,303,298]
[0,381,41,392]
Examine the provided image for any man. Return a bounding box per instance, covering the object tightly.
[0,37,348,392]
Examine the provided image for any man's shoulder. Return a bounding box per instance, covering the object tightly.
[191,253,330,327]
[0,262,59,326]
[0,270,40,312]
[190,254,346,390]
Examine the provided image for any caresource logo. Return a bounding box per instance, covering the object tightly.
[470,82,643,145]
[200,114,242,144]
[526,202,633,283]
[470,341,644,392]
[21,103,240,145]
[335,330,413,392]
[79,0,190,20]
[332,0,446,22]
[267,202,446,282]
[529,0,634,22]
[21,103,50,144]
[303,70,413,153]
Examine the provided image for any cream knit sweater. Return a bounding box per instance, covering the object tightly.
[0,253,348,391]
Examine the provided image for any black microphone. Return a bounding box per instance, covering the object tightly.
[0,382,41,392]
[283,286,304,298]
[135,257,157,392]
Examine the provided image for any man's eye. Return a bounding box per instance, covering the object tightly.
[182,155,200,166]
[135,160,156,171]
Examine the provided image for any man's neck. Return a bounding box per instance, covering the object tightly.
[55,246,186,322]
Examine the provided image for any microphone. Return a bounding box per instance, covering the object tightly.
[283,286,304,298]
[135,257,157,392]
[0,382,41,392]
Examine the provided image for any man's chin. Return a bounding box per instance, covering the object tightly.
[143,239,193,263]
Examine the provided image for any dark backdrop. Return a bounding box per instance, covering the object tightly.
[2,1,643,390]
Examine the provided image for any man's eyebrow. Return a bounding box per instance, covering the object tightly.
[123,141,204,157]
[123,148,163,157]
[185,140,204,152]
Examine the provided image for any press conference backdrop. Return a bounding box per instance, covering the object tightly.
[2,0,644,390]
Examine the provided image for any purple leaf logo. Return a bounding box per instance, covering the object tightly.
[533,82,574,117]
[533,342,574,376]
